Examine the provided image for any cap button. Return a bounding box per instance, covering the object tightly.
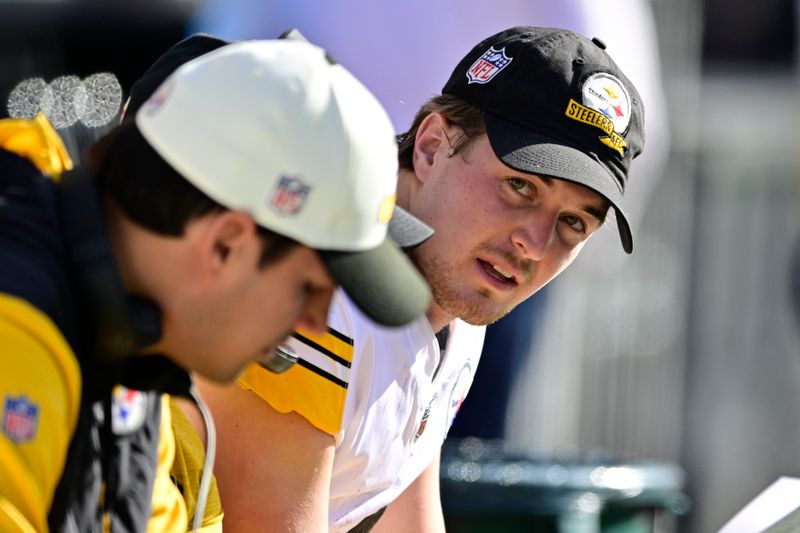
[592,37,607,50]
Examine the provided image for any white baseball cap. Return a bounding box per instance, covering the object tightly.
[135,39,429,326]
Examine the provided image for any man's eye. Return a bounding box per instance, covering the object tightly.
[561,214,585,233]
[508,177,532,196]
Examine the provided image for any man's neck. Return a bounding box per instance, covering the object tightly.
[395,168,416,210]
[425,300,454,334]
[397,168,450,330]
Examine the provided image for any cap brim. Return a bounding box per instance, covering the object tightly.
[320,239,430,327]
[484,112,633,253]
[388,206,434,249]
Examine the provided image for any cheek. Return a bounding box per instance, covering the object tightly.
[562,240,586,265]
[425,201,490,251]
[542,243,585,282]
[253,278,295,321]
[258,265,313,328]
[415,171,476,219]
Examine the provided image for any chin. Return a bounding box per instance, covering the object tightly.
[460,310,509,326]
[215,367,246,384]
[438,297,507,326]
[191,360,242,385]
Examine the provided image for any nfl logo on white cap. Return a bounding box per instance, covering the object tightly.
[270,175,311,216]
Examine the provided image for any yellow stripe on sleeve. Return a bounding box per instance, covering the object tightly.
[237,366,346,438]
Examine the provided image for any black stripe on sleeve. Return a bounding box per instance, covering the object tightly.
[296,359,348,389]
[291,332,352,368]
[326,326,353,345]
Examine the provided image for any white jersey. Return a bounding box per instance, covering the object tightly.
[237,289,485,532]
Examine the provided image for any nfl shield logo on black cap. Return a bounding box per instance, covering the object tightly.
[466,46,513,84]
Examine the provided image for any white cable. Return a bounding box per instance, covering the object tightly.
[189,385,217,533]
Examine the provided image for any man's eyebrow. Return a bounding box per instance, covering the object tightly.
[582,204,608,224]
[539,176,555,188]
[538,176,607,223]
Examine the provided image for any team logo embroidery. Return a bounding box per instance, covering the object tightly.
[466,46,513,84]
[111,386,148,436]
[269,175,311,216]
[2,395,39,443]
[564,72,632,157]
[414,401,433,442]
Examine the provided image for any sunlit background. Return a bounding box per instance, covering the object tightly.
[3,1,798,531]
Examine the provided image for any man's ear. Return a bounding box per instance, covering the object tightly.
[412,112,450,183]
[205,210,258,271]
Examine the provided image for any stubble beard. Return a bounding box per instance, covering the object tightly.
[411,248,515,326]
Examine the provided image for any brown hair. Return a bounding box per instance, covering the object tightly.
[86,120,297,267]
[397,94,486,170]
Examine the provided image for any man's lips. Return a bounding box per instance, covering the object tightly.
[477,258,519,289]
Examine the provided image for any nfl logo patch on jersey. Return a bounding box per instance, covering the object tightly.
[269,175,311,216]
[3,395,39,443]
[466,46,513,85]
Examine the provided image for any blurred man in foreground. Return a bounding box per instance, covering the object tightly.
[0,39,427,532]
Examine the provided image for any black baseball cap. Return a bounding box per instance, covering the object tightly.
[124,33,231,121]
[443,26,645,253]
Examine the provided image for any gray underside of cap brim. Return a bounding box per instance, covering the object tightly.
[320,238,431,327]
[485,113,623,203]
[388,206,434,249]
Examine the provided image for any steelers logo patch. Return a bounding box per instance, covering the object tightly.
[581,72,632,134]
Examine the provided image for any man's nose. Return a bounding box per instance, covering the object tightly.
[510,213,557,262]
[294,286,334,335]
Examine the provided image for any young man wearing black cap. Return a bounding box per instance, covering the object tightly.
[171,26,645,533]
[0,39,428,532]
